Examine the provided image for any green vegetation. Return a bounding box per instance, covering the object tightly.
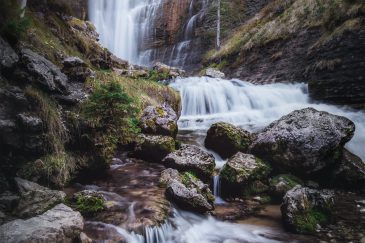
[271,174,303,188]
[293,208,333,234]
[75,194,105,216]
[148,70,170,81]
[181,171,198,187]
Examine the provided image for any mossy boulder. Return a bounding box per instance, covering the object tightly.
[281,186,334,234]
[205,122,253,159]
[134,134,175,162]
[220,152,271,197]
[160,168,214,213]
[162,144,215,181]
[140,103,178,137]
[269,174,303,201]
[73,190,106,216]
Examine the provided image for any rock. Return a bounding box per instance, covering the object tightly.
[62,56,94,82]
[54,82,88,105]
[73,190,106,215]
[134,135,175,162]
[0,204,83,243]
[205,122,253,159]
[269,174,302,201]
[163,144,215,180]
[0,191,19,212]
[153,62,185,78]
[160,168,214,213]
[140,103,178,137]
[220,153,271,197]
[20,49,69,93]
[250,108,355,176]
[205,68,225,79]
[80,232,93,243]
[281,186,335,234]
[0,37,19,70]
[14,177,66,218]
[329,149,365,192]
[16,113,43,132]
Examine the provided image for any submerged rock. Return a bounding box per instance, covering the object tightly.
[0,204,83,243]
[140,103,178,137]
[205,122,253,159]
[163,144,215,180]
[160,168,214,213]
[220,152,271,197]
[281,186,335,234]
[250,108,355,176]
[134,134,175,162]
[14,177,66,218]
[205,68,225,79]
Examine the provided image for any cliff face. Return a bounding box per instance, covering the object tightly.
[205,0,365,107]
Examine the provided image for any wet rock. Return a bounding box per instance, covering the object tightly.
[16,113,43,132]
[62,56,94,82]
[163,144,215,180]
[14,177,66,218]
[140,103,178,137]
[153,62,185,78]
[269,174,303,201]
[250,108,355,176]
[161,168,214,213]
[0,37,19,70]
[205,122,253,159]
[134,135,175,162]
[20,49,69,94]
[281,186,335,234]
[0,204,83,243]
[205,68,225,79]
[220,153,271,197]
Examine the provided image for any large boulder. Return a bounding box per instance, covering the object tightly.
[62,56,94,82]
[250,108,355,176]
[163,145,215,180]
[160,168,214,213]
[281,186,335,234]
[134,135,175,162]
[205,122,253,159]
[20,49,69,94]
[14,177,66,218]
[0,37,19,70]
[220,152,271,197]
[140,104,178,137]
[0,204,84,243]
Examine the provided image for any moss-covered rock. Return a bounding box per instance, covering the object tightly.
[269,174,303,201]
[134,134,176,162]
[205,122,253,159]
[73,190,106,216]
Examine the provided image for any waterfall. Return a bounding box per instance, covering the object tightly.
[170,76,365,162]
[88,0,163,65]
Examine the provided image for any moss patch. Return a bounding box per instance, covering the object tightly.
[74,194,105,216]
[293,208,333,234]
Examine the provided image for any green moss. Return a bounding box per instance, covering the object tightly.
[75,194,105,216]
[181,171,198,187]
[293,208,332,234]
[271,174,302,188]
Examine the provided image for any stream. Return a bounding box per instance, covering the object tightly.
[69,76,365,243]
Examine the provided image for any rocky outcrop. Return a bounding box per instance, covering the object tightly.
[220,152,271,197]
[281,186,335,234]
[0,37,19,70]
[205,122,253,159]
[140,103,178,137]
[134,135,176,162]
[163,144,215,180]
[62,56,94,83]
[14,177,66,218]
[250,108,355,176]
[160,168,214,213]
[0,204,84,243]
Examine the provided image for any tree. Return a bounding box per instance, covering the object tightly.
[216,0,221,50]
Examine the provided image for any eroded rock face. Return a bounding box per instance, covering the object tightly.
[14,177,66,218]
[250,108,355,176]
[0,37,19,70]
[134,135,176,162]
[62,56,94,83]
[281,186,335,234]
[160,168,214,213]
[163,145,215,180]
[20,49,69,94]
[0,204,84,243]
[205,122,253,159]
[140,104,178,137]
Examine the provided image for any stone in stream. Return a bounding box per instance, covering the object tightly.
[140,103,178,137]
[14,177,66,218]
[281,186,335,234]
[205,68,225,79]
[162,144,215,180]
[205,122,253,159]
[220,152,271,197]
[160,168,214,213]
[250,108,355,176]
[134,134,176,162]
[0,204,84,243]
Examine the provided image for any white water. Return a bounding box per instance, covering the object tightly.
[170,76,365,162]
